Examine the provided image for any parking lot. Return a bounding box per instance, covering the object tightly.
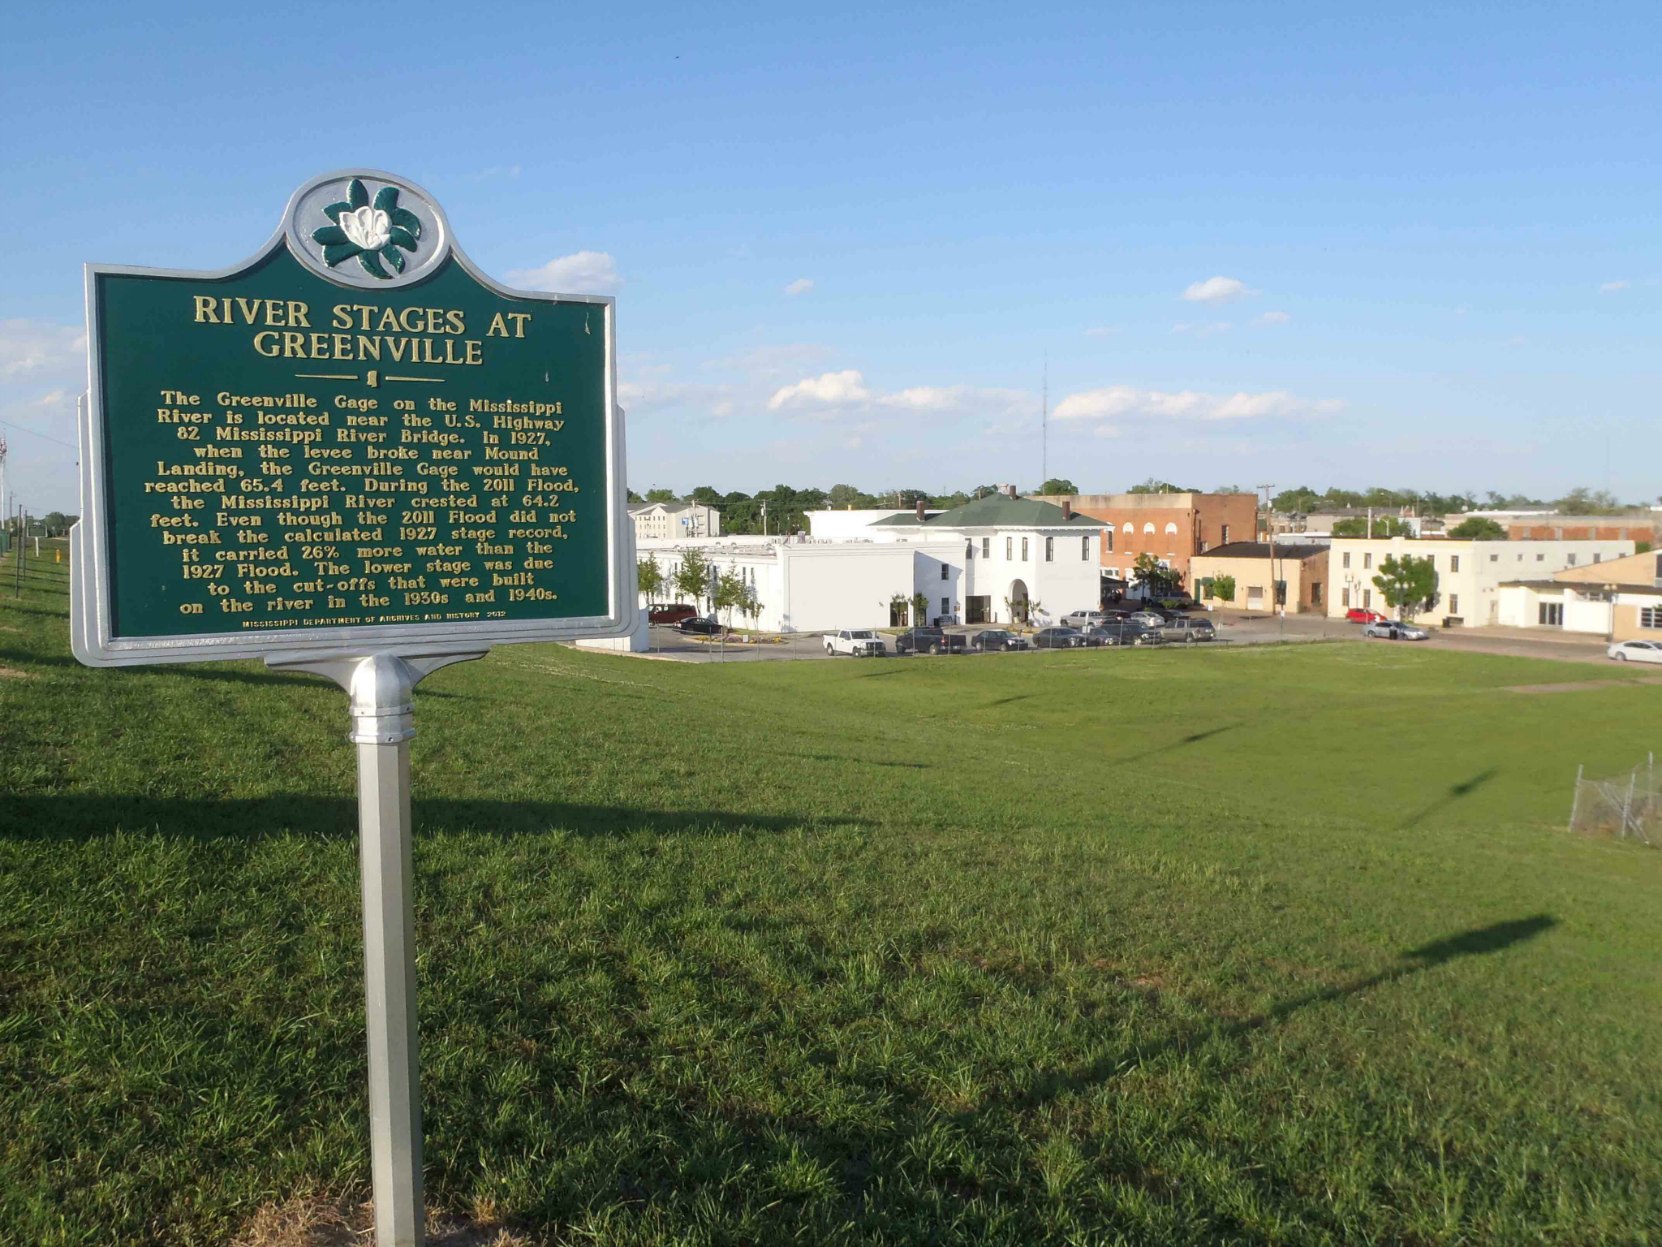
[636,611,1621,666]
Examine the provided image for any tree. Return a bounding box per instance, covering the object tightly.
[626,488,643,503]
[1273,486,1321,514]
[1555,486,1626,516]
[644,487,677,503]
[1209,574,1236,604]
[1446,516,1506,540]
[713,568,752,630]
[1132,552,1179,599]
[1331,515,1411,538]
[1038,478,1077,495]
[673,548,714,613]
[1373,554,1439,621]
[689,485,723,506]
[888,592,912,626]
[1127,478,1187,495]
[911,591,931,627]
[636,555,664,607]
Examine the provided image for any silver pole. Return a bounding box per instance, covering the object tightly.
[267,648,486,1247]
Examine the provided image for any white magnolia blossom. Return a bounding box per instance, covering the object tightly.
[340,205,391,252]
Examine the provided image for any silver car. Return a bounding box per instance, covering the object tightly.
[1607,639,1662,665]
[1362,620,1429,641]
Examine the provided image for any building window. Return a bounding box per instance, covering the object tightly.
[1450,555,1460,572]
[982,537,991,558]
[1567,554,1577,565]
[1363,589,1372,608]
[1536,553,1544,562]
[941,597,950,616]
[1448,594,1459,614]
[1363,553,1372,570]
[1006,536,1012,559]
[1143,523,1156,535]
[940,563,948,580]
[1021,537,1029,560]
[1081,535,1090,560]
[1342,552,1352,569]
[1342,587,1351,608]
[1539,602,1564,626]
[1123,522,1133,534]
[1104,530,1113,552]
[1490,554,1498,562]
[1593,552,1602,563]
[1311,582,1322,606]
[1164,522,1178,535]
[1640,607,1661,630]
[1044,536,1054,562]
[1221,524,1230,544]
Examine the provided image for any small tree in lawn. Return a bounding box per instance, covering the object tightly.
[673,548,714,615]
[636,555,664,608]
[739,581,763,630]
[713,568,748,631]
[1373,554,1439,621]
[1210,573,1236,604]
[910,591,930,627]
[1133,552,1174,601]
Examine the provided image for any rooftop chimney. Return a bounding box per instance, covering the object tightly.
[915,499,926,520]
[1062,499,1073,521]
[1002,483,1018,499]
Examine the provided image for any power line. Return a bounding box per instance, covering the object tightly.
[0,418,78,451]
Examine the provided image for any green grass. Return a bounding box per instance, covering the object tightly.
[2,547,1660,1245]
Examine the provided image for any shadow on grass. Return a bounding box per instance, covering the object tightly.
[1009,913,1557,1112]
[787,752,930,770]
[1110,722,1239,766]
[0,793,865,843]
[1400,766,1500,828]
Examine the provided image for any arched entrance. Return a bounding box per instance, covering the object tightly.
[1007,579,1030,623]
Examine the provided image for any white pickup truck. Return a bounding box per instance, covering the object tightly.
[823,628,887,657]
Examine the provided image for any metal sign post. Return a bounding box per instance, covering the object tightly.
[72,171,639,1247]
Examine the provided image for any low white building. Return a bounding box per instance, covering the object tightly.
[639,493,1106,632]
[1326,537,1636,626]
[805,508,937,542]
[1496,550,1662,640]
[628,501,722,541]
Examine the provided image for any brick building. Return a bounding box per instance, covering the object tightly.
[1504,515,1659,544]
[1037,491,1259,590]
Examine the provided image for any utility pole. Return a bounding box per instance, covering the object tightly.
[1257,484,1275,618]
[1041,352,1049,488]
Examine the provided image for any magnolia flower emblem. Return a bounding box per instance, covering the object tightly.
[311,178,421,279]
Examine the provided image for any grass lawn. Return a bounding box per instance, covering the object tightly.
[2,547,1660,1245]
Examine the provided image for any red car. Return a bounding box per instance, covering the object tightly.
[1345,608,1388,623]
[649,603,699,625]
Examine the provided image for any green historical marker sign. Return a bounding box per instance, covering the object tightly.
[73,169,636,665]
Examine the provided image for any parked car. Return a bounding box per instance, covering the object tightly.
[1345,608,1388,624]
[1362,620,1429,641]
[893,627,968,655]
[970,629,1030,652]
[649,602,700,625]
[824,628,886,657]
[1078,623,1126,646]
[1031,626,1089,649]
[1161,617,1217,642]
[675,616,725,636]
[1125,610,1166,629]
[1607,639,1662,665]
[1060,609,1113,628]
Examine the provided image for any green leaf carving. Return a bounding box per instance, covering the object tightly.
[323,200,351,223]
[387,225,418,251]
[358,250,390,279]
[391,207,422,238]
[321,242,359,267]
[311,225,349,246]
[347,179,369,209]
[381,246,406,274]
[373,186,400,215]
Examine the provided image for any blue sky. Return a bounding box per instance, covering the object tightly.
[3,1,1658,513]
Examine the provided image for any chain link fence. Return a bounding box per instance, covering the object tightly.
[1569,754,1659,845]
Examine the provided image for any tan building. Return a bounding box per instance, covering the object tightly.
[1496,550,1662,642]
[1037,491,1258,587]
[1189,543,1330,614]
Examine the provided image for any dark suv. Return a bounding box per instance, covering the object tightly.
[893,627,968,655]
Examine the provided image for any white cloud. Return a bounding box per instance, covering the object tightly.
[505,250,621,294]
[1053,385,1342,425]
[1599,280,1629,293]
[1254,311,1292,326]
[783,277,814,297]
[1182,275,1251,304]
[767,369,872,411]
[0,319,86,380]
